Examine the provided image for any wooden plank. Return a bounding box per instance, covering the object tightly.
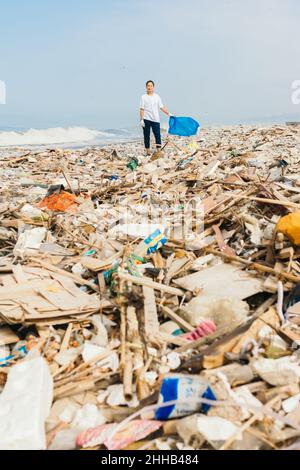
[98,273,106,300]
[12,264,28,284]
[38,282,94,311]
[0,280,51,299]
[60,323,73,353]
[80,251,122,272]
[18,302,41,317]
[49,272,97,302]
[0,306,24,322]
[1,275,17,287]
[23,267,52,278]
[165,257,190,284]
[20,294,58,311]
[143,286,160,336]
[24,308,99,320]
[31,259,99,292]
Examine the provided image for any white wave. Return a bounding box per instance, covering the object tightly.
[0,126,107,147]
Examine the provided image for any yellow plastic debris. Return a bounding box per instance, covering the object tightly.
[276,213,300,246]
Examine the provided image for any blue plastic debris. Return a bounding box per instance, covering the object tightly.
[168,116,200,137]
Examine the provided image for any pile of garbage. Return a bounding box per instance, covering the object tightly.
[1,124,300,450]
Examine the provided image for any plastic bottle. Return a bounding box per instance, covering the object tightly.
[133,229,167,258]
[127,157,139,171]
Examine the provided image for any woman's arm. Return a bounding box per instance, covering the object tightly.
[140,108,145,120]
[160,106,171,116]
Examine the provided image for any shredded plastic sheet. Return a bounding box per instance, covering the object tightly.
[76,420,163,450]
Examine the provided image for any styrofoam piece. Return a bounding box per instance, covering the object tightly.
[166,351,181,370]
[54,346,82,367]
[20,204,43,220]
[197,416,241,443]
[0,357,53,450]
[90,314,109,347]
[97,384,139,408]
[71,404,106,430]
[282,393,300,414]
[252,357,300,386]
[13,227,46,258]
[82,343,119,372]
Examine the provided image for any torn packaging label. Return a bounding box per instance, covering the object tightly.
[155,375,216,420]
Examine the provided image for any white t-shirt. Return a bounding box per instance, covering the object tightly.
[140,93,164,123]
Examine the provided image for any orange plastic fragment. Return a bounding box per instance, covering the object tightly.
[276,213,300,246]
[37,191,78,212]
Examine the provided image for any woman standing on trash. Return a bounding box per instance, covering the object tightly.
[140,80,172,157]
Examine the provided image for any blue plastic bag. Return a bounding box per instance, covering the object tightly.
[168,116,200,137]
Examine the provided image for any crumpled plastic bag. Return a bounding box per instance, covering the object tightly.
[183,296,249,330]
[37,191,78,212]
[13,227,47,258]
[168,116,200,137]
[76,420,162,450]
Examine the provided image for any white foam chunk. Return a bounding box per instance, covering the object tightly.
[0,357,53,450]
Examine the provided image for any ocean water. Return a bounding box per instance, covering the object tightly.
[0,126,142,149]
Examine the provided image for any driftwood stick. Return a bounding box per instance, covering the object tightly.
[160,304,194,332]
[123,348,133,401]
[239,195,300,210]
[119,281,127,370]
[205,248,300,283]
[54,349,114,380]
[54,378,95,400]
[127,305,144,375]
[119,271,184,296]
[61,167,75,194]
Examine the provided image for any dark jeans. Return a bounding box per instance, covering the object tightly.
[143,119,161,149]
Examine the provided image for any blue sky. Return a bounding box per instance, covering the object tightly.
[1,0,300,129]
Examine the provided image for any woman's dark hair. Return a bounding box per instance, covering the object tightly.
[146,80,155,87]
